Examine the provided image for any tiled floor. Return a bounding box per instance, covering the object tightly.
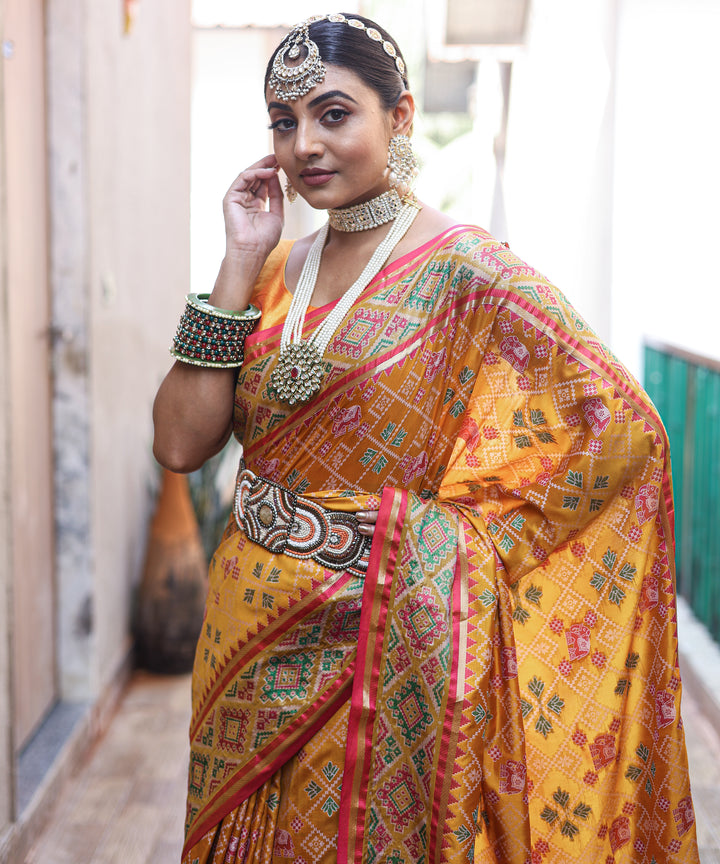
[27,673,191,864]
[684,689,720,863]
[27,670,720,863]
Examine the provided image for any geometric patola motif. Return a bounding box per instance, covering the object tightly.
[326,598,362,644]
[415,509,455,569]
[397,586,448,656]
[387,675,434,746]
[376,764,425,831]
[261,651,315,703]
[332,309,388,359]
[218,706,251,754]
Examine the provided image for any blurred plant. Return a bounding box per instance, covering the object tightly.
[186,438,242,559]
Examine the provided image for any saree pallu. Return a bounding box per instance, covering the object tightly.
[182,226,698,864]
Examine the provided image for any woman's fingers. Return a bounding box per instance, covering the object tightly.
[226,157,280,207]
[221,157,284,255]
[229,171,276,206]
[266,167,284,217]
[356,509,379,537]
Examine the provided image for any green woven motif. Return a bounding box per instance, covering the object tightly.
[261,651,314,702]
[188,752,210,798]
[415,509,455,570]
[388,675,434,747]
[405,261,454,312]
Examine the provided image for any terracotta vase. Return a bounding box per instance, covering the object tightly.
[135,468,208,673]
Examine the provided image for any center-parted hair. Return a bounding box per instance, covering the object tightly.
[265,14,409,109]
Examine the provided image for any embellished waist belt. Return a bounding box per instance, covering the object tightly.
[233,468,371,575]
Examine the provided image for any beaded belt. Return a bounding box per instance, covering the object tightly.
[233,468,371,575]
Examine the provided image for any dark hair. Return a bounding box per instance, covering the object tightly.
[264,14,409,109]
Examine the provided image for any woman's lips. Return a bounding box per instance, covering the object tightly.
[299,170,335,187]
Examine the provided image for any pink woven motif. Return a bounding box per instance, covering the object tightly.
[398,587,448,656]
[635,483,660,525]
[331,309,388,359]
[377,765,424,831]
[583,397,611,436]
[609,816,631,853]
[499,335,530,372]
[673,797,695,837]
[590,733,616,770]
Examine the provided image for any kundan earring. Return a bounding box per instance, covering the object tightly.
[285,179,298,203]
[387,134,418,198]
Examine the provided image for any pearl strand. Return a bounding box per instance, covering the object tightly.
[281,221,329,349]
[271,201,420,404]
[310,203,418,356]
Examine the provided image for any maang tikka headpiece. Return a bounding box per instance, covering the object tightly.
[268,13,407,102]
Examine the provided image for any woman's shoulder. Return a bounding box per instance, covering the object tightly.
[384,204,477,266]
[396,206,500,266]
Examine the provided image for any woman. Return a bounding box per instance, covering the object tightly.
[153,13,698,864]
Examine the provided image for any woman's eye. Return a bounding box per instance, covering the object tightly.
[268,118,295,132]
[323,108,349,124]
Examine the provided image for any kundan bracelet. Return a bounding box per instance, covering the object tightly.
[170,293,261,368]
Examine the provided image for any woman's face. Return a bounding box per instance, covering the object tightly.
[266,65,405,210]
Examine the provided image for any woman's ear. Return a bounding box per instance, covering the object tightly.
[392,91,415,136]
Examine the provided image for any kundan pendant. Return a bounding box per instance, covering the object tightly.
[270,340,325,405]
[269,199,420,408]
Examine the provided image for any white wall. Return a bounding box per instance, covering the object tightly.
[87,0,193,694]
[47,0,192,702]
[611,0,720,375]
[503,0,618,344]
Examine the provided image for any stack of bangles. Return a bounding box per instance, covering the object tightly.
[170,293,261,368]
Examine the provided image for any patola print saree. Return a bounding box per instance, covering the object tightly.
[182,226,698,863]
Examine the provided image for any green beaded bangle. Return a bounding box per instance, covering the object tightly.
[170,294,262,368]
[187,294,262,321]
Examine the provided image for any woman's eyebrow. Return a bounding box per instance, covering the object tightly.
[268,90,359,114]
[308,89,358,108]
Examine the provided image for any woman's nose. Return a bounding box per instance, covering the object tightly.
[294,120,323,160]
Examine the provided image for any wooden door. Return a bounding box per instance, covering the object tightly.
[3,0,57,748]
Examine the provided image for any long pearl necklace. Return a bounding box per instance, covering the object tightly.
[270,200,420,405]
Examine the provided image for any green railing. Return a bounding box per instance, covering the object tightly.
[644,341,720,642]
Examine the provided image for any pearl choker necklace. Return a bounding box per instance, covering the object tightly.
[270,201,420,405]
[328,189,403,232]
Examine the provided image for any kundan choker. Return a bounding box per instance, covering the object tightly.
[270,200,420,405]
[327,189,403,233]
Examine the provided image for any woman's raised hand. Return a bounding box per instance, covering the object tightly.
[209,155,285,311]
[222,155,284,264]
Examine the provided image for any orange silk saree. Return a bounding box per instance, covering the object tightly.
[182,226,698,864]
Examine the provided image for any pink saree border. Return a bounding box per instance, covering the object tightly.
[338,486,407,864]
